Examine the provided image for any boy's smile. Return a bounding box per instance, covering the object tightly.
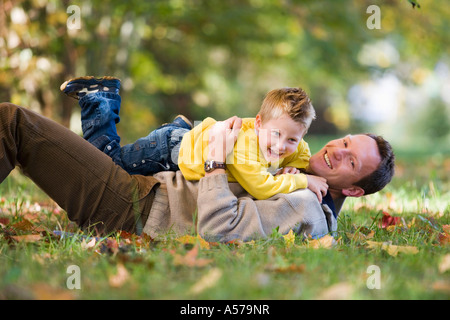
[255,114,306,163]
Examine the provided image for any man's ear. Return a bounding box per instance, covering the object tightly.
[342,186,365,198]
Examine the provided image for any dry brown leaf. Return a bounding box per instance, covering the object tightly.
[438,254,450,273]
[172,245,213,267]
[346,230,375,242]
[108,263,130,288]
[31,283,76,300]
[10,234,42,243]
[189,268,223,295]
[268,264,306,274]
[81,237,96,250]
[317,282,354,300]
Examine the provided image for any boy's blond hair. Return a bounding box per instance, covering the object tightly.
[258,87,316,130]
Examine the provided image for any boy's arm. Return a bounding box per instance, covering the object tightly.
[280,139,311,169]
[226,140,308,200]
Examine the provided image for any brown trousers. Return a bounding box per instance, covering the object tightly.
[0,103,159,234]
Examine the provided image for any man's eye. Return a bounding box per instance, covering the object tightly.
[350,159,355,168]
[343,140,348,147]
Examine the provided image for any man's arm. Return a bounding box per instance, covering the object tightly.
[197,173,332,242]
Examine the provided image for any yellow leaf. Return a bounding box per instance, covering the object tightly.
[366,241,419,257]
[306,234,337,249]
[176,234,210,249]
[283,229,296,248]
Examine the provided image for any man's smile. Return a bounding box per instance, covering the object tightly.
[324,151,332,169]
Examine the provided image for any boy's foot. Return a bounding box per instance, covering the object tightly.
[173,115,193,130]
[60,76,121,100]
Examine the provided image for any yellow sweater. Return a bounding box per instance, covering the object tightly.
[177,117,310,200]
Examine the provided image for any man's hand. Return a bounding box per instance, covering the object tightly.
[306,174,328,203]
[208,116,242,162]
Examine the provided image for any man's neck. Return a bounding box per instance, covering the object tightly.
[329,188,344,201]
[328,188,346,215]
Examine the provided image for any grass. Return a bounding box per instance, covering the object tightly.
[0,152,449,300]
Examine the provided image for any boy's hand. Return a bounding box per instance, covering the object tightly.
[305,174,328,203]
[275,166,300,175]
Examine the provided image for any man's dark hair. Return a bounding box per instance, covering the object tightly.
[354,134,395,195]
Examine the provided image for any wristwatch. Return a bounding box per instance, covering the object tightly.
[204,160,226,173]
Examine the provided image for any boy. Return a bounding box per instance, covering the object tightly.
[61,77,328,201]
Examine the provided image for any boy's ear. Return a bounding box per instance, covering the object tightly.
[255,114,262,132]
[341,186,365,198]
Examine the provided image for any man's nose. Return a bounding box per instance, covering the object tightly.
[333,148,350,160]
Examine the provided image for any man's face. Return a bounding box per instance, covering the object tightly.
[308,135,381,196]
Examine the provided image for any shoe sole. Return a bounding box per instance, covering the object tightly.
[174,114,193,129]
[60,76,120,92]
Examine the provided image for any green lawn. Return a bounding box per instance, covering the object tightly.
[0,151,449,300]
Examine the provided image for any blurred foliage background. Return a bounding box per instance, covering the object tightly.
[1,0,449,157]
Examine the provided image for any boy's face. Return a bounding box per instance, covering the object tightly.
[255,114,306,163]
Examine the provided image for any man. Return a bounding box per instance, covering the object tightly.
[0,103,394,242]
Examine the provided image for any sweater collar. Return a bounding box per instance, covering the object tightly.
[322,192,337,219]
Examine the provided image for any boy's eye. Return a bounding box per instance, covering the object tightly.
[271,130,280,136]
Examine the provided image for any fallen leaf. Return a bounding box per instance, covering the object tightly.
[189,268,223,295]
[10,234,42,243]
[443,225,450,234]
[366,241,419,257]
[306,234,337,249]
[176,234,210,249]
[108,263,130,288]
[346,229,375,242]
[12,219,35,231]
[283,229,296,248]
[317,282,354,300]
[267,264,306,274]
[431,281,450,293]
[438,232,450,246]
[81,237,96,250]
[438,225,450,246]
[380,211,401,229]
[438,254,450,273]
[31,283,76,300]
[172,245,213,267]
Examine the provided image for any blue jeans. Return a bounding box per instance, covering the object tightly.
[79,92,190,175]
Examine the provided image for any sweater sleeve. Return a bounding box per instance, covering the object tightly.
[196,173,330,242]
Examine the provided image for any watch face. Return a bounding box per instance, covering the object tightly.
[204,160,224,172]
